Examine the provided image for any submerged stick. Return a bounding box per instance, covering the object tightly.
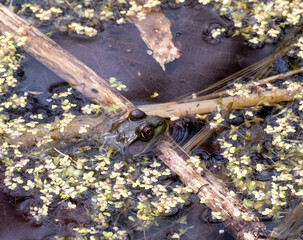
[3,115,108,146]
[270,203,303,239]
[138,88,296,118]
[130,9,180,71]
[0,4,266,240]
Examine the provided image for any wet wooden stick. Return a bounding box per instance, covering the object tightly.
[0,4,266,240]
[0,5,134,118]
[138,88,296,118]
[156,134,267,240]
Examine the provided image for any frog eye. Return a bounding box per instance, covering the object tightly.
[141,125,154,140]
[129,109,146,121]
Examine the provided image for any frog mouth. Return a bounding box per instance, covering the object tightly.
[126,136,137,145]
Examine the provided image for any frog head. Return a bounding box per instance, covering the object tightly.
[108,109,167,155]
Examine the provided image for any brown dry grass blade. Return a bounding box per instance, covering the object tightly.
[178,24,303,103]
[182,25,303,153]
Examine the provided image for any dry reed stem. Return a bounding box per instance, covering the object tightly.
[138,88,295,118]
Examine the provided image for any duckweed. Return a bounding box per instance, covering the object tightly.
[2,1,303,238]
[0,32,192,239]
[4,0,302,45]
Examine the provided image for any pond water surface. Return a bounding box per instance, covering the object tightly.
[0,3,281,240]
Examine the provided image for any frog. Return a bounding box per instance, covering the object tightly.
[106,109,167,155]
